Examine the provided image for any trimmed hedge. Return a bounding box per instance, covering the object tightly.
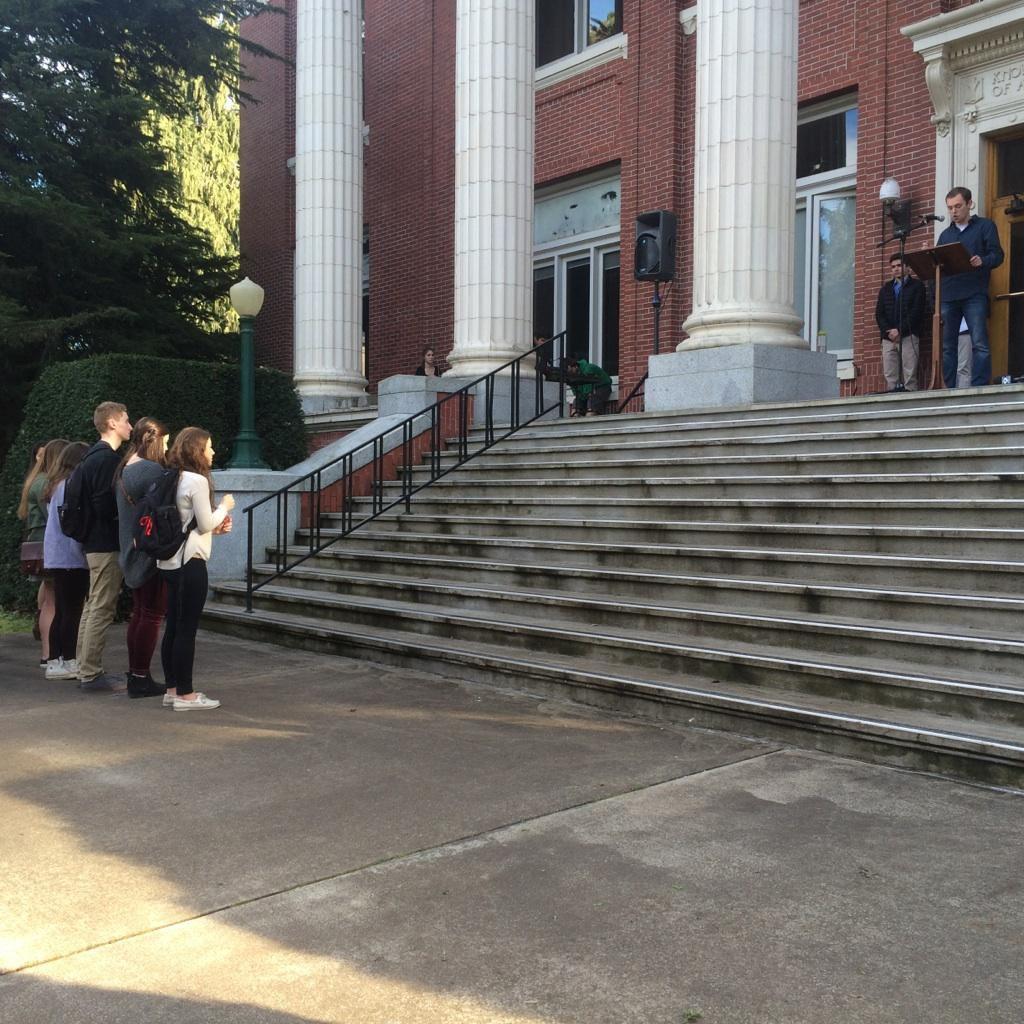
[0,354,307,610]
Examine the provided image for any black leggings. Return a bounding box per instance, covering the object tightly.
[160,558,208,696]
[49,568,90,661]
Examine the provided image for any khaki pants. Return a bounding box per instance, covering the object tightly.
[76,552,123,680]
[881,334,920,391]
[956,331,973,389]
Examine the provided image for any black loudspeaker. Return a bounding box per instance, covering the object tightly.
[634,210,677,282]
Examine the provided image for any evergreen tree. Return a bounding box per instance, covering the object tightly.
[157,77,244,334]
[0,0,274,458]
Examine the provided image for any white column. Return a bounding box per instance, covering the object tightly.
[447,0,535,378]
[294,0,366,410]
[681,0,804,350]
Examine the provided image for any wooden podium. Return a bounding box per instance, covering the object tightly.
[904,242,974,389]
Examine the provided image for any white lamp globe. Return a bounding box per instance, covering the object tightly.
[878,177,902,203]
[230,277,265,317]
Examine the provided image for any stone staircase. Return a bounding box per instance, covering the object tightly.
[205,387,1024,787]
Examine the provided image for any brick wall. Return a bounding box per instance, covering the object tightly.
[239,1,295,376]
[364,0,458,389]
[799,0,947,396]
[241,0,951,400]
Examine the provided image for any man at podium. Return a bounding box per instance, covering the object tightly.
[937,186,1004,387]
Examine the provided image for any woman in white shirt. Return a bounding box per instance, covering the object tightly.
[157,427,234,711]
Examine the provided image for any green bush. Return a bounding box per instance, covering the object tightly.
[0,354,307,610]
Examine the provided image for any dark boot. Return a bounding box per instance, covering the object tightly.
[127,673,167,699]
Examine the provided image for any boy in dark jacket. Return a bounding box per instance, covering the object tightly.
[875,253,926,391]
[76,401,132,690]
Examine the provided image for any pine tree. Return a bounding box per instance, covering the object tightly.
[0,0,274,457]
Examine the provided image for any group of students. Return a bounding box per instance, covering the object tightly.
[16,402,235,711]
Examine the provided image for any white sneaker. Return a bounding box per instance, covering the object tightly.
[45,658,77,680]
[173,693,221,711]
[162,693,176,708]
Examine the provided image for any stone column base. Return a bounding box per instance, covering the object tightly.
[646,345,839,412]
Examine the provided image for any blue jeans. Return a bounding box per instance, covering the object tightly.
[942,294,990,387]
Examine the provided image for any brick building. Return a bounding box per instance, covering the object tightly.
[239,0,1024,410]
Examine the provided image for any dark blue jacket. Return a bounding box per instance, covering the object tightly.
[875,276,927,339]
[936,215,1004,302]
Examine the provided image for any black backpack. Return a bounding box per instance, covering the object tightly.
[130,469,194,561]
[58,449,100,542]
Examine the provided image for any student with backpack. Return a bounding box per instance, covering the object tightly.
[157,427,234,711]
[114,417,171,699]
[42,442,90,680]
[62,401,133,691]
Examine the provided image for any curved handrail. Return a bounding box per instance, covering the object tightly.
[242,333,567,610]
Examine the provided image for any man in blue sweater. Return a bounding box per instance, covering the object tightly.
[937,186,1004,387]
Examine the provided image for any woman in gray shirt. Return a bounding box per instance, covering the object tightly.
[114,417,171,700]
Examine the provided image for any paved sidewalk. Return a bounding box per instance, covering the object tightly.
[2,627,1022,1023]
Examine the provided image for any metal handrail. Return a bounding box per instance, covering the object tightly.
[242,333,568,611]
[616,372,647,414]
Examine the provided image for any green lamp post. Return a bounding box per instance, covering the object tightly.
[227,276,270,469]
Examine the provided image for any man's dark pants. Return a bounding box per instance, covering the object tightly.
[942,294,990,387]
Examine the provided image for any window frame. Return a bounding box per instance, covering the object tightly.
[795,96,858,364]
[536,1,626,89]
[534,227,621,377]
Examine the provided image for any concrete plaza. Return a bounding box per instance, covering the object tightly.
[2,626,1022,1023]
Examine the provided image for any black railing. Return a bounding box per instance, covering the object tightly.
[242,333,568,611]
[616,373,647,414]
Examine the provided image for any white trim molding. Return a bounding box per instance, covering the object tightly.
[536,32,627,90]
[904,0,1024,226]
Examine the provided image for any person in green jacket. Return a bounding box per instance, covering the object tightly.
[565,357,613,416]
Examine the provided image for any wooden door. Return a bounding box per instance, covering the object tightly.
[987,133,1024,379]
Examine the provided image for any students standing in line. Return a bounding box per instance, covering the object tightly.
[18,438,69,667]
[42,442,90,680]
[76,402,133,691]
[114,417,171,699]
[158,427,234,711]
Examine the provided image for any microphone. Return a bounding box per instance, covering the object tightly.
[923,213,945,222]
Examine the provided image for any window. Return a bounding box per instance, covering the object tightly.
[794,99,857,359]
[534,173,621,375]
[537,0,622,67]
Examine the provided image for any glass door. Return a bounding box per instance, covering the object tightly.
[534,244,621,375]
[811,190,856,358]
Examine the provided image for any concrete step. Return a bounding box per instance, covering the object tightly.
[343,495,1024,529]
[216,585,1023,714]
[380,472,1024,502]
[235,568,1021,677]
[405,445,1024,481]
[483,385,1024,434]
[239,562,1024,634]
[292,531,1024,593]
[472,390,1024,447]
[341,512,1024,560]
[447,420,1024,461]
[203,600,1024,789]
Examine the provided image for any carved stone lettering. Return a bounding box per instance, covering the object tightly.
[991,62,1024,100]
